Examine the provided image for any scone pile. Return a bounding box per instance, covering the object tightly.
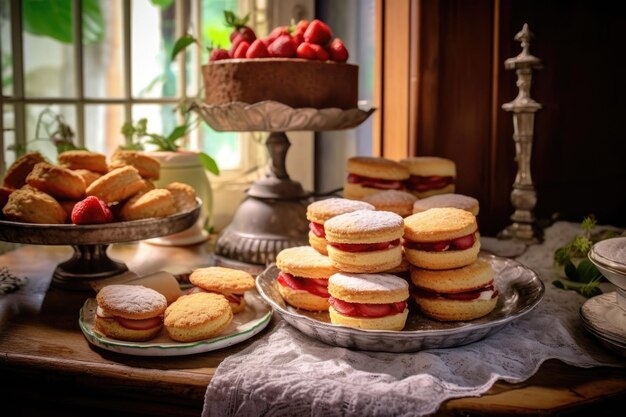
[275,185,498,330]
[0,150,197,224]
[94,266,256,343]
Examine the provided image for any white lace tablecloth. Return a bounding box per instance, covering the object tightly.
[203,222,624,417]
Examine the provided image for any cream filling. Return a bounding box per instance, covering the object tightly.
[477,289,495,300]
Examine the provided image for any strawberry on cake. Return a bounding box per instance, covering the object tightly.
[275,246,338,311]
[324,209,404,273]
[343,157,410,201]
[328,272,409,330]
[306,198,375,255]
[403,207,480,270]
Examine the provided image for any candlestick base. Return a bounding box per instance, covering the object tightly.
[498,222,543,245]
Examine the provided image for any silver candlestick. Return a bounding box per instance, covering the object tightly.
[498,23,543,244]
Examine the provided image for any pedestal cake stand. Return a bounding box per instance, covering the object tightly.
[193,100,374,273]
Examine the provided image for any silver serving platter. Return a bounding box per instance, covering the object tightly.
[256,253,544,352]
[192,100,375,132]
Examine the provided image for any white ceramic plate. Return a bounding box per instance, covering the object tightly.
[256,253,545,352]
[580,292,626,344]
[79,290,272,356]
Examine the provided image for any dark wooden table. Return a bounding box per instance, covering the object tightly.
[0,243,624,416]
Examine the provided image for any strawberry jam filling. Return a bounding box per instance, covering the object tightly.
[329,239,401,253]
[328,297,407,318]
[405,175,454,192]
[403,232,476,252]
[414,283,498,301]
[347,173,404,190]
[277,272,330,298]
[96,308,162,330]
[309,222,326,238]
[188,287,243,304]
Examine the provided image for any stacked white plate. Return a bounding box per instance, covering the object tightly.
[581,237,626,356]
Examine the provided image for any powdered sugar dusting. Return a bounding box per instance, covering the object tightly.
[307,198,374,219]
[413,193,478,211]
[324,210,403,233]
[97,284,167,315]
[364,190,417,206]
[329,272,408,292]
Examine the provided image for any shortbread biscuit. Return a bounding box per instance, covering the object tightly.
[412,259,498,321]
[344,156,409,200]
[306,198,374,255]
[166,182,197,212]
[275,246,338,311]
[110,150,161,180]
[164,292,233,342]
[190,267,255,313]
[324,210,404,273]
[120,188,176,221]
[94,284,167,342]
[86,165,145,203]
[71,169,102,187]
[2,152,45,189]
[58,150,108,174]
[400,156,456,198]
[412,193,479,216]
[363,190,418,217]
[328,272,409,330]
[404,208,479,270]
[26,162,86,200]
[2,187,67,224]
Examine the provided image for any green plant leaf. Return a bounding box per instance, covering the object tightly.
[554,247,570,266]
[167,125,188,143]
[576,259,603,283]
[150,0,174,7]
[198,152,220,175]
[552,280,567,290]
[171,34,196,61]
[564,260,577,281]
[23,0,104,45]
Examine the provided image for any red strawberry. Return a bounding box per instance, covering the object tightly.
[209,48,230,61]
[311,43,329,61]
[71,196,113,225]
[224,11,256,44]
[304,19,333,45]
[230,32,247,56]
[296,42,318,60]
[268,34,296,58]
[291,32,305,48]
[246,39,269,58]
[295,19,309,34]
[328,38,349,62]
[233,41,250,58]
[267,26,289,44]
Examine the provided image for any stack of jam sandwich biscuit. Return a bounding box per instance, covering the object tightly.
[403,207,498,321]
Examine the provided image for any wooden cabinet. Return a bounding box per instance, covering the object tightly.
[377,0,626,235]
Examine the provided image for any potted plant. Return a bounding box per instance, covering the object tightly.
[120,115,219,236]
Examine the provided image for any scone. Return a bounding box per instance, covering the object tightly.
[324,210,404,273]
[412,193,479,216]
[2,187,67,224]
[166,182,197,212]
[275,246,339,311]
[328,272,409,330]
[110,150,161,180]
[399,156,456,198]
[363,190,418,217]
[94,284,167,342]
[119,188,177,221]
[343,156,409,200]
[26,162,86,200]
[306,198,375,255]
[189,266,256,313]
[164,292,233,342]
[58,150,108,174]
[403,207,480,270]
[86,165,145,203]
[2,151,45,189]
[70,169,102,187]
[411,258,498,321]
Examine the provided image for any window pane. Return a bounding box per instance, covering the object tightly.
[201,125,240,170]
[85,104,125,156]
[132,104,179,150]
[1,0,13,97]
[84,0,124,98]
[24,104,77,162]
[131,0,179,98]
[201,0,238,61]
[2,105,16,170]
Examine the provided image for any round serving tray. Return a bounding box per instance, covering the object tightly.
[0,200,202,290]
[256,253,545,353]
[192,100,375,132]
